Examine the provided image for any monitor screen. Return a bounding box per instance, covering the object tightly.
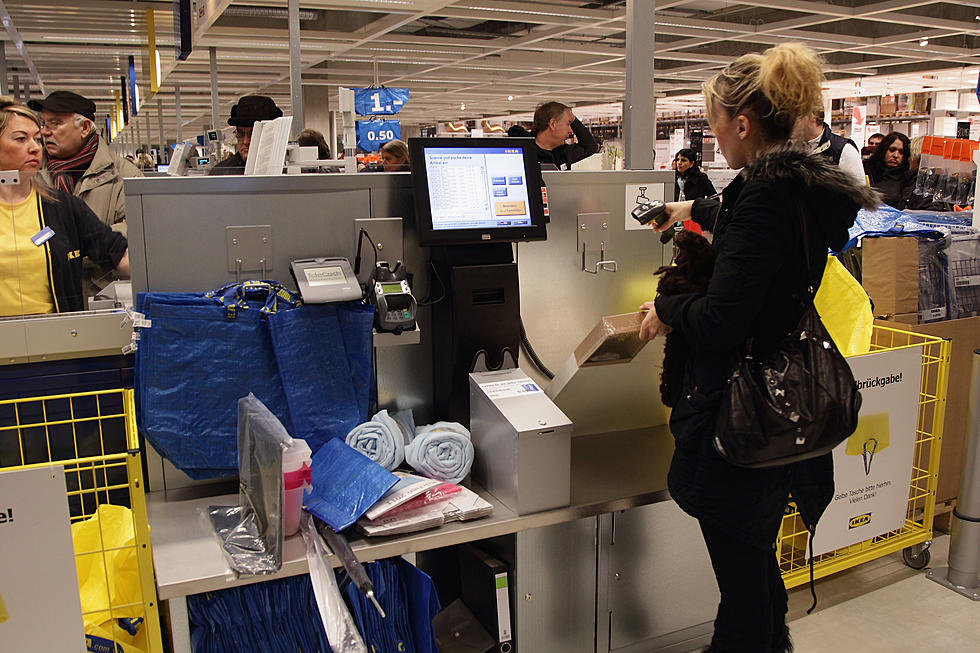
[409,137,547,246]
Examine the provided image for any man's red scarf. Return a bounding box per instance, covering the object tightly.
[46,133,99,194]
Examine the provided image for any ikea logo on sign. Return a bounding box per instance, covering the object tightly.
[848,513,872,529]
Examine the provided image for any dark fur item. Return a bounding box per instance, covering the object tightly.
[655,230,714,407]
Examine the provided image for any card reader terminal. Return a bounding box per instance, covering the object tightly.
[374,279,417,333]
[290,257,363,303]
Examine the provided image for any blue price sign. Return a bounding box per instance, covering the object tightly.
[356,120,401,152]
[354,87,409,116]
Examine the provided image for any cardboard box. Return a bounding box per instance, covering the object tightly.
[573,312,648,367]
[875,316,980,503]
[862,237,919,316]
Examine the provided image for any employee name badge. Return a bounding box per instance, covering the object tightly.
[479,376,543,400]
[31,226,55,246]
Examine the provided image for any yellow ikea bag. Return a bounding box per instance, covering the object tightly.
[814,255,873,357]
[72,504,148,653]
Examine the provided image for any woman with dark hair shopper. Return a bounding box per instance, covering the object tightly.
[637,44,878,652]
[674,147,717,201]
[863,131,913,210]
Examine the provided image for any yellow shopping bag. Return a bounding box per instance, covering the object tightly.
[814,255,873,357]
[72,504,148,653]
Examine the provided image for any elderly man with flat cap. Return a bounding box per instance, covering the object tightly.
[210,95,283,175]
[30,91,141,233]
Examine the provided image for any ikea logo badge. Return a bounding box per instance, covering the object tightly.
[848,513,872,529]
[67,249,81,260]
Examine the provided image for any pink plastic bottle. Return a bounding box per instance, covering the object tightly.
[282,438,312,537]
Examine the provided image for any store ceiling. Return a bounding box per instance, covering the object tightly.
[1,0,979,143]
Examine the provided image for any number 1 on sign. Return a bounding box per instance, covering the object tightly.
[371,92,383,113]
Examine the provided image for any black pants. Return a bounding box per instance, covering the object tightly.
[699,520,788,653]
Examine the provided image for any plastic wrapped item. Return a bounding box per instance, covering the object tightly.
[208,394,291,575]
[357,485,494,537]
[303,437,398,532]
[917,235,950,323]
[345,409,410,470]
[384,482,462,517]
[947,233,980,318]
[300,513,368,653]
[933,139,957,204]
[841,204,948,252]
[405,422,475,484]
[364,471,445,521]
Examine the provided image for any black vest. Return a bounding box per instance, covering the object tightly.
[811,123,856,165]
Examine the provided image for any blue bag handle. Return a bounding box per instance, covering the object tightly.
[205,280,302,319]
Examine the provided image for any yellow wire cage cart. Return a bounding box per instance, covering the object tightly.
[0,388,164,653]
[777,324,951,589]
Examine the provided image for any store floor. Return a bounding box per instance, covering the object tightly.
[774,534,977,651]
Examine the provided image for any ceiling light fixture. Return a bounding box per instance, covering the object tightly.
[919,38,928,46]
[507,95,514,101]
[460,103,465,110]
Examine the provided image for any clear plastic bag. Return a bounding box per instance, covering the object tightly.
[300,513,368,653]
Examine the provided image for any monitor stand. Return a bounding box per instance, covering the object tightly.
[430,244,521,425]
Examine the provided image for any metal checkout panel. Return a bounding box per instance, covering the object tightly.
[124,167,722,653]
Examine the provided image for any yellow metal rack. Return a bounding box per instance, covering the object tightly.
[778,324,951,588]
[0,388,164,653]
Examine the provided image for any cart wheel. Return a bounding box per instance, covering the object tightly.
[902,545,931,570]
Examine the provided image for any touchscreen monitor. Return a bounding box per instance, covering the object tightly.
[409,137,547,246]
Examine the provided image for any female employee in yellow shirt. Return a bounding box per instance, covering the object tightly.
[0,98,128,316]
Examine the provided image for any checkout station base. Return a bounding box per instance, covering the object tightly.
[148,428,719,653]
[120,169,721,652]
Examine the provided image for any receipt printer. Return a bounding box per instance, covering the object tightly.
[469,369,571,514]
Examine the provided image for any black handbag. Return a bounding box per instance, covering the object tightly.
[713,205,862,468]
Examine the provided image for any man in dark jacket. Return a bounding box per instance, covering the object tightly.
[804,110,865,185]
[529,102,598,170]
[209,95,283,175]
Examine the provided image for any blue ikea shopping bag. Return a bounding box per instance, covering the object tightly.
[135,281,299,478]
[267,302,375,452]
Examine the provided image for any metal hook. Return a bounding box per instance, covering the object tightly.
[582,241,618,274]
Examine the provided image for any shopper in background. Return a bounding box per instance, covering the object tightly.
[28,90,138,295]
[209,95,283,175]
[0,98,128,316]
[803,110,865,184]
[296,128,331,160]
[864,131,913,209]
[861,132,885,158]
[674,148,716,201]
[530,101,598,170]
[29,91,141,233]
[637,43,878,653]
[379,139,410,171]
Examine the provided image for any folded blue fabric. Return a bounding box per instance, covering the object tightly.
[304,438,398,531]
[344,409,408,471]
[404,422,474,485]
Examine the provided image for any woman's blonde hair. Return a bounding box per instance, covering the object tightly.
[909,135,924,170]
[703,43,825,144]
[0,96,55,199]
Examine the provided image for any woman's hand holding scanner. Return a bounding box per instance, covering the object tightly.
[659,200,694,232]
[638,301,672,341]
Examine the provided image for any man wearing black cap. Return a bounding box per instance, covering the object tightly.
[209,95,283,175]
[30,91,141,233]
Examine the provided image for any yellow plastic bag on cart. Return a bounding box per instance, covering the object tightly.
[72,504,148,653]
[814,255,873,357]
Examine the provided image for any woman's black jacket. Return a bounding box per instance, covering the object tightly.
[674,166,716,201]
[654,147,879,548]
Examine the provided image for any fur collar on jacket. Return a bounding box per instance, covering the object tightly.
[737,144,880,251]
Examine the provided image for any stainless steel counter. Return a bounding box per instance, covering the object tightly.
[147,426,674,601]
